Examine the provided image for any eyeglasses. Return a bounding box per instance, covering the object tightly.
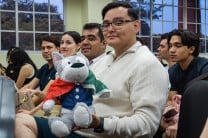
[101,19,135,31]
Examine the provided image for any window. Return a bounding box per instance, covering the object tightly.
[0,0,64,51]
[117,0,208,53]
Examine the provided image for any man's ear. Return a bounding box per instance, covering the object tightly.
[134,20,141,34]
[101,40,107,49]
[189,46,195,54]
[76,43,81,52]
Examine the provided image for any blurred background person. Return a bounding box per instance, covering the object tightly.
[6,47,38,89]
[19,35,60,105]
[60,31,81,58]
[80,23,107,66]
[157,32,175,69]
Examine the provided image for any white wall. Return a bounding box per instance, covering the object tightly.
[0,52,7,67]
[64,0,112,33]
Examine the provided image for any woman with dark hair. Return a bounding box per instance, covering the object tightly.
[60,31,81,57]
[6,47,38,89]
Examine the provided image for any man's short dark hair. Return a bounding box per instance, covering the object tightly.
[83,23,104,41]
[167,29,200,57]
[40,35,60,48]
[102,1,138,21]
[161,32,169,40]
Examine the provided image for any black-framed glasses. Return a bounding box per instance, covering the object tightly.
[101,19,135,31]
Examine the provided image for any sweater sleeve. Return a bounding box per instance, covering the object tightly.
[103,56,169,137]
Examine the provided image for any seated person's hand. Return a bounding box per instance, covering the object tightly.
[160,94,181,138]
[25,89,41,96]
[160,108,178,129]
[89,114,100,128]
[18,86,30,93]
[22,89,44,100]
[20,89,44,106]
[18,88,42,96]
[162,121,178,138]
[72,114,100,131]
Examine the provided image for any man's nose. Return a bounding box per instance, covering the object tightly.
[43,48,48,52]
[82,38,89,43]
[169,47,175,53]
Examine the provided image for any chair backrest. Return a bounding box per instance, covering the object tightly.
[184,72,208,90]
[177,78,208,138]
[0,75,16,138]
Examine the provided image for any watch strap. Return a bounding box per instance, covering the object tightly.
[94,117,104,133]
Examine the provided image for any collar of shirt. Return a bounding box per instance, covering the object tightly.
[90,53,106,65]
[108,41,143,60]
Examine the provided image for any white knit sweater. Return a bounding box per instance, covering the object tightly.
[77,42,170,138]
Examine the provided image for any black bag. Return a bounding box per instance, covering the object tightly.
[0,75,16,138]
[177,73,208,138]
[184,72,208,90]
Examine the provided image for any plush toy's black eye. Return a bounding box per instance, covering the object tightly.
[68,61,71,64]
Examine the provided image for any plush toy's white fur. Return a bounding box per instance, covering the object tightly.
[42,52,110,137]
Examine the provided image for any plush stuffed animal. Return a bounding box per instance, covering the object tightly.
[42,52,111,137]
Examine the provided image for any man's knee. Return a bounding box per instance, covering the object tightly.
[16,113,32,124]
[15,113,38,137]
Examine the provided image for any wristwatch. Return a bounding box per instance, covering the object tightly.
[94,117,104,133]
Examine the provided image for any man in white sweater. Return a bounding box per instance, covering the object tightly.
[77,2,169,138]
[15,1,169,138]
